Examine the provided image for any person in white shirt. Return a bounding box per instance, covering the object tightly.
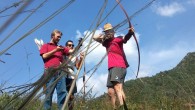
[64,40,84,110]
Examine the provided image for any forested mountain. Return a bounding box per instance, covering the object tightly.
[77,52,195,110]
[123,52,195,109]
[1,52,194,110]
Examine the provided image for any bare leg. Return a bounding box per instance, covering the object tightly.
[121,85,126,100]
[108,87,116,109]
[113,82,124,106]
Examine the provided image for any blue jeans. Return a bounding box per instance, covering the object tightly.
[44,70,67,110]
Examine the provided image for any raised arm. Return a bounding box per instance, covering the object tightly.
[75,52,84,70]
[93,34,105,43]
[123,27,135,43]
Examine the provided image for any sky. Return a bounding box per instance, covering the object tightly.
[0,0,195,98]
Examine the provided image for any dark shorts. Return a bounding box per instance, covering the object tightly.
[107,67,127,87]
[66,78,77,94]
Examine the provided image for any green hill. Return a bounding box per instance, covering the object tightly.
[124,52,195,109]
[1,52,194,110]
[76,52,195,110]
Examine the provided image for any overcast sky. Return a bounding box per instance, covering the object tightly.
[0,0,195,97]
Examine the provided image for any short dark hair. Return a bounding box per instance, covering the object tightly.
[65,40,73,46]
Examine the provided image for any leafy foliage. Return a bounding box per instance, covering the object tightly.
[0,52,195,109]
[75,52,195,109]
